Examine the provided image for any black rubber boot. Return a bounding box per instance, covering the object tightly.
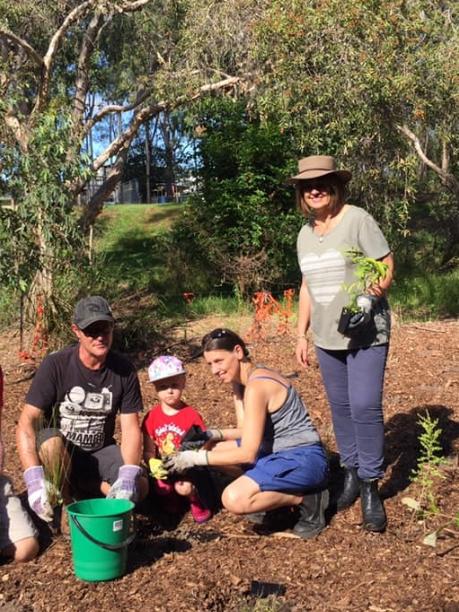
[336,467,360,511]
[360,479,387,532]
[292,488,329,539]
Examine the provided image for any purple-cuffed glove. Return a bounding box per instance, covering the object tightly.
[24,466,53,522]
[107,465,142,502]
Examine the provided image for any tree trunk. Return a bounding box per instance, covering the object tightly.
[144,120,151,203]
[80,148,129,230]
[161,113,175,199]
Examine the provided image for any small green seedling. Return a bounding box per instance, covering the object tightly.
[401,412,455,548]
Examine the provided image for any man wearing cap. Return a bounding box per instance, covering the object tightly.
[16,296,148,527]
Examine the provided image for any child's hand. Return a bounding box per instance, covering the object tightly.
[148,458,168,480]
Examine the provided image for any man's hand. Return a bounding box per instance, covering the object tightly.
[163,450,208,473]
[107,465,142,502]
[24,466,53,522]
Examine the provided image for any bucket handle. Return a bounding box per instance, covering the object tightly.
[70,514,136,551]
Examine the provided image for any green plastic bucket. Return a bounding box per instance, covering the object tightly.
[67,498,135,582]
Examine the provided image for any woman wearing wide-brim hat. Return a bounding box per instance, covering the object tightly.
[291,154,394,532]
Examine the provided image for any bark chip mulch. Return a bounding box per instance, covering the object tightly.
[0,319,458,611]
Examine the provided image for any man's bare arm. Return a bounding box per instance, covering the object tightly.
[119,412,142,465]
[16,404,43,470]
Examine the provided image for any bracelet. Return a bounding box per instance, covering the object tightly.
[297,334,307,339]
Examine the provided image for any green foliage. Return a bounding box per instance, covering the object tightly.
[253,0,459,264]
[401,410,459,547]
[168,99,301,296]
[390,268,459,320]
[410,412,445,516]
[343,248,389,311]
[0,110,91,329]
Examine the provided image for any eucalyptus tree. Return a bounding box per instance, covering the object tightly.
[0,0,261,324]
[252,0,458,264]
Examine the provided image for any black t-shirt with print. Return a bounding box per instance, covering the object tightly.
[26,345,143,452]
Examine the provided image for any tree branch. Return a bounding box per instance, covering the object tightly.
[0,29,44,68]
[72,74,241,217]
[91,75,241,172]
[4,112,29,152]
[34,0,94,114]
[35,0,153,114]
[81,147,130,229]
[73,10,106,125]
[82,89,151,136]
[397,124,459,193]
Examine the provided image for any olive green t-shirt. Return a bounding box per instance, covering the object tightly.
[297,205,391,350]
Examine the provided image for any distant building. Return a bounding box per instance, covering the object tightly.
[80,165,140,204]
[80,165,196,205]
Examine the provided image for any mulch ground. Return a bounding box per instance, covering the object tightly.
[0,317,458,612]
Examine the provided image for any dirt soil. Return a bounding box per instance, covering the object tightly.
[0,317,458,612]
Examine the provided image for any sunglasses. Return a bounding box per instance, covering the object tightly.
[209,329,230,339]
[80,322,114,337]
[302,180,333,193]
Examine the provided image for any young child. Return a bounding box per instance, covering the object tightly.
[142,356,212,523]
[0,365,39,562]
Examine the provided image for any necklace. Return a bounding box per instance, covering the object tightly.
[314,205,348,242]
[315,218,332,242]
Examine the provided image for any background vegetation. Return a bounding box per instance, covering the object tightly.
[0,0,457,342]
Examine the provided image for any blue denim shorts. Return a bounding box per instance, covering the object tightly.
[244,443,328,493]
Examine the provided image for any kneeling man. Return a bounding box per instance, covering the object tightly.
[16,296,148,526]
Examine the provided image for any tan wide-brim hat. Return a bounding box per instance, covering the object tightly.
[288,155,352,184]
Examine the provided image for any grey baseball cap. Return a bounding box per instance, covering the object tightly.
[73,296,115,329]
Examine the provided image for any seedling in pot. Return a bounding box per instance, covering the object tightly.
[338,248,389,336]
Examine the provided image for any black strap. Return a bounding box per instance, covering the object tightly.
[70,514,136,551]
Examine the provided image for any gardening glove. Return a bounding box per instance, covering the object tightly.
[107,465,142,502]
[163,450,208,474]
[180,427,223,451]
[356,294,378,314]
[24,466,54,522]
[148,458,168,480]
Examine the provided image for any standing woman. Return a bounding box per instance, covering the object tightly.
[165,329,329,539]
[291,155,394,532]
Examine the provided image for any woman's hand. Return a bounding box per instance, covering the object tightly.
[164,450,208,473]
[368,253,394,297]
[296,336,310,368]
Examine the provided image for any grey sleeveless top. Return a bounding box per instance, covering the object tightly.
[248,369,320,454]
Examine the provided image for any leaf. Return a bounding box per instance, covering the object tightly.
[423,531,437,547]
[401,496,421,510]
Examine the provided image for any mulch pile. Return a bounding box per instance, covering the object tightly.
[0,318,458,611]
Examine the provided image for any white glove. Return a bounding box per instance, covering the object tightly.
[163,450,208,473]
[24,466,54,522]
[356,294,378,313]
[107,465,142,502]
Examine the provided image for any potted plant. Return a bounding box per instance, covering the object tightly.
[338,248,389,336]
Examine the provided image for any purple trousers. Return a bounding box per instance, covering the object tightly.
[316,344,389,480]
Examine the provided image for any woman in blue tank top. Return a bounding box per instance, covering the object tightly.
[165,328,329,539]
